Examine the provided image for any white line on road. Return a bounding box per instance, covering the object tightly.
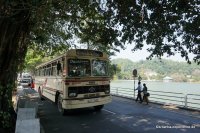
[102,109,116,115]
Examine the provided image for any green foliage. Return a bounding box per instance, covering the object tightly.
[24,43,71,72]
[0,84,14,129]
[111,58,200,82]
[24,49,43,72]
[106,0,200,64]
[2,0,199,64]
[0,111,11,128]
[109,63,122,79]
[0,0,200,130]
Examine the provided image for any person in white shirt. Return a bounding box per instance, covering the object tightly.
[135,81,143,103]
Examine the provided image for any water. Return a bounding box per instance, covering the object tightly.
[110,80,200,109]
[111,80,200,94]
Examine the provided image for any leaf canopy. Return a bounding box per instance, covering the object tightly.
[1,0,199,64]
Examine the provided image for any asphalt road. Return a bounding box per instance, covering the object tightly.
[39,96,200,133]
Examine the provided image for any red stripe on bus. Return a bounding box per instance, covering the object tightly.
[65,79,109,82]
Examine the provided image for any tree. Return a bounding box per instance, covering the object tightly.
[0,1,30,131]
[0,0,199,131]
[105,0,199,64]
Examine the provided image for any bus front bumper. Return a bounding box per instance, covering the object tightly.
[62,96,112,109]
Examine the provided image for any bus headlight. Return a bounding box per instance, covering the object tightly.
[105,89,110,94]
[68,87,78,97]
[69,92,77,97]
[104,85,110,94]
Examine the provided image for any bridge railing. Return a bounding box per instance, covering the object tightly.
[110,87,200,110]
[185,94,200,110]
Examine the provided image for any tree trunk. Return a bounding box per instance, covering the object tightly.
[0,8,30,132]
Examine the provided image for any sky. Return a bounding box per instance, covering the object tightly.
[75,43,194,62]
[110,44,191,62]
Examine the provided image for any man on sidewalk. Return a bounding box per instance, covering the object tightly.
[135,82,143,103]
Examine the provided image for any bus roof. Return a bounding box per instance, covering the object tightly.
[36,49,108,69]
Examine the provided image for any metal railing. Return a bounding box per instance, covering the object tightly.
[185,94,200,110]
[110,87,200,110]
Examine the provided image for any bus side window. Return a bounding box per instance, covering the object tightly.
[44,67,46,76]
[41,68,43,76]
[48,68,51,76]
[39,69,41,76]
[51,66,53,76]
[53,66,56,76]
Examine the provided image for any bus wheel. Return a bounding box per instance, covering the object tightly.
[57,95,66,115]
[38,87,44,100]
[94,105,104,111]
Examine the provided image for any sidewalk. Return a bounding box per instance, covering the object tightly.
[13,86,41,133]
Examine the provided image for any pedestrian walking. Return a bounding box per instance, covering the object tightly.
[135,81,143,103]
[142,83,149,105]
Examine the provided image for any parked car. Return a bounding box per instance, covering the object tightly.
[19,78,32,87]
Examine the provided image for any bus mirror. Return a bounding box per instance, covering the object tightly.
[57,61,62,75]
[57,61,61,71]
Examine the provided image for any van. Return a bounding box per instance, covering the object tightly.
[19,78,32,88]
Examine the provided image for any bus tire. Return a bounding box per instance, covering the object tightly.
[94,105,104,111]
[55,91,60,105]
[38,87,45,101]
[57,94,66,115]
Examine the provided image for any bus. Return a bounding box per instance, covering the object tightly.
[34,49,112,114]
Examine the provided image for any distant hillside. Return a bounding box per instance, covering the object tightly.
[111,58,200,82]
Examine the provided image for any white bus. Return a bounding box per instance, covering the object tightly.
[34,49,112,114]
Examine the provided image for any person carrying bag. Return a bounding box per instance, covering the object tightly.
[142,83,149,105]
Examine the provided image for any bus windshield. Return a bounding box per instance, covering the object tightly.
[68,59,108,77]
[92,60,108,76]
[68,59,91,77]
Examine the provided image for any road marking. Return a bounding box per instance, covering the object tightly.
[102,109,116,115]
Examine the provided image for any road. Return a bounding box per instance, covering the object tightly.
[39,96,200,133]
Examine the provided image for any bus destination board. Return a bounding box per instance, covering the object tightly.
[76,49,103,57]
